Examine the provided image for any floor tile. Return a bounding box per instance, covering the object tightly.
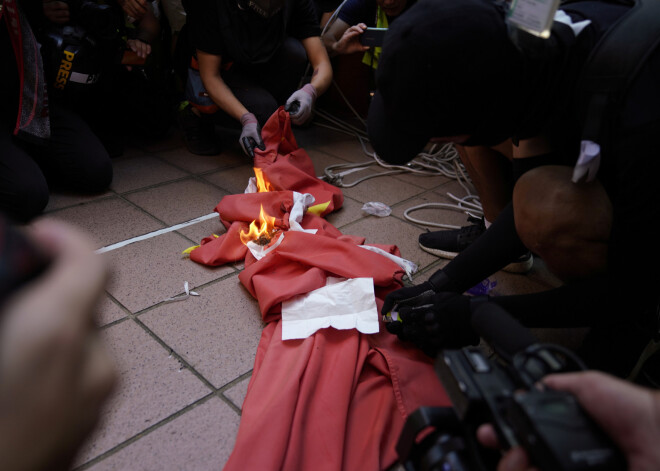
[74,319,211,467]
[390,190,474,232]
[104,232,235,313]
[38,197,165,248]
[45,190,115,213]
[340,172,427,206]
[324,195,369,230]
[86,397,240,471]
[305,148,359,178]
[203,164,256,195]
[314,137,374,164]
[156,146,247,175]
[223,376,251,411]
[292,122,356,149]
[110,155,189,193]
[98,294,128,327]
[341,215,438,273]
[140,275,264,388]
[124,178,229,226]
[175,216,228,246]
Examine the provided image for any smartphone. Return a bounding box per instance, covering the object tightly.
[359,27,388,47]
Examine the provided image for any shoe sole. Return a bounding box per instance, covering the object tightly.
[419,242,459,260]
[419,242,534,274]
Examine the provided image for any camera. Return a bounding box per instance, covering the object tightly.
[67,0,120,41]
[396,303,626,471]
[42,0,125,96]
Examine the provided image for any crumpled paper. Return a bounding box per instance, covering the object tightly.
[281,277,379,340]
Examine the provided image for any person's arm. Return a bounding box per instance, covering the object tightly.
[322,19,369,57]
[284,36,332,125]
[0,220,116,471]
[196,49,249,122]
[127,5,160,60]
[301,36,332,96]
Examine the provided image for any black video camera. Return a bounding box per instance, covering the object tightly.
[396,304,626,471]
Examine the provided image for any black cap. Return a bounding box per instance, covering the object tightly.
[367,0,526,164]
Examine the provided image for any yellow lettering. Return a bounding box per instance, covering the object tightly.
[63,50,75,61]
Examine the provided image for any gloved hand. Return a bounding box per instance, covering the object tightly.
[239,112,265,158]
[386,292,484,357]
[381,269,456,319]
[285,84,317,125]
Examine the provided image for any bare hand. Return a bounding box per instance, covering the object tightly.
[0,220,116,471]
[477,371,660,471]
[332,23,370,55]
[117,0,148,20]
[43,0,70,24]
[127,38,151,59]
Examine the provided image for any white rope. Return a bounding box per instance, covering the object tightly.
[314,103,482,228]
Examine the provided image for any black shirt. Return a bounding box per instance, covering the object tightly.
[187,0,320,65]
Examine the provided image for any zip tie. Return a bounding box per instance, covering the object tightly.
[162,281,200,303]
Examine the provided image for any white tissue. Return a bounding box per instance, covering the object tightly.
[281,277,379,340]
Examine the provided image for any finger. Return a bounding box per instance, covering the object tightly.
[242,137,256,158]
[476,424,501,449]
[26,220,108,325]
[381,294,397,317]
[497,447,534,471]
[385,320,403,335]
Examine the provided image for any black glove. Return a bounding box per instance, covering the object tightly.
[386,293,487,357]
[381,270,456,319]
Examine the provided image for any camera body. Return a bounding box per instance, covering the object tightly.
[67,0,119,41]
[396,305,626,471]
[43,1,123,96]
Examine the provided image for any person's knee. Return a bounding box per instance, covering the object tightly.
[76,154,113,193]
[513,165,612,281]
[0,178,49,223]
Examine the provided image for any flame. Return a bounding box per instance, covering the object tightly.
[240,204,278,245]
[254,168,274,193]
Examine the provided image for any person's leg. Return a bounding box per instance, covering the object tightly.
[418,141,532,271]
[514,165,612,282]
[260,37,309,105]
[220,67,279,126]
[30,106,113,193]
[0,118,49,223]
[457,141,513,224]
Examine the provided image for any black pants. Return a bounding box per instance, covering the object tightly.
[215,37,309,127]
[0,105,113,223]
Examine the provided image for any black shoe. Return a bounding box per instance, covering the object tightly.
[418,216,533,273]
[178,105,221,155]
[418,216,486,259]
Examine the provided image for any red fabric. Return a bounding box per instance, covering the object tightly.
[188,108,450,471]
[254,108,343,216]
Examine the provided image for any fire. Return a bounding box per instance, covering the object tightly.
[240,204,278,246]
[254,167,274,193]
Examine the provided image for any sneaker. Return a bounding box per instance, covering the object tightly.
[178,105,221,155]
[418,216,534,274]
[418,216,486,259]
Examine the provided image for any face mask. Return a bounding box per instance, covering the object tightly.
[237,0,284,18]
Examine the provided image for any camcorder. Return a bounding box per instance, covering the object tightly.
[396,303,626,471]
